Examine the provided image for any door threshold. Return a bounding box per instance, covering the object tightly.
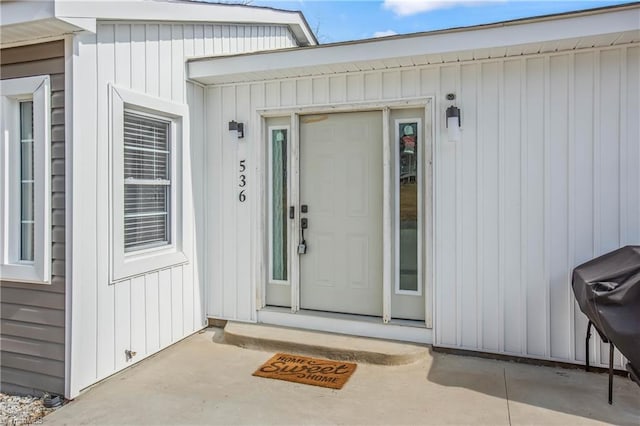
[257,307,432,344]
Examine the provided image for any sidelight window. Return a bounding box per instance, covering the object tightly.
[269,126,289,283]
[395,119,422,295]
[19,101,35,261]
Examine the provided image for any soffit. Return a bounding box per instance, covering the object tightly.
[0,19,80,47]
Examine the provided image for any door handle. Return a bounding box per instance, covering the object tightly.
[299,218,308,254]
[289,206,295,219]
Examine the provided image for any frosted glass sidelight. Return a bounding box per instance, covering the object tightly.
[398,122,418,292]
[271,129,288,281]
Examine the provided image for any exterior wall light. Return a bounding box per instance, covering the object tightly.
[445,93,461,142]
[229,120,244,139]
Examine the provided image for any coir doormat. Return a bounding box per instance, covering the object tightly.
[253,353,357,389]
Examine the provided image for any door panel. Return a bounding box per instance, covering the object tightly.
[299,111,383,316]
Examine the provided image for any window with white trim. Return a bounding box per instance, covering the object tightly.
[110,85,187,282]
[0,75,51,284]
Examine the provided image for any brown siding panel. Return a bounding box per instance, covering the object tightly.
[0,57,65,80]
[1,352,65,378]
[52,159,65,178]
[51,107,64,125]
[51,126,65,143]
[52,227,65,244]
[0,304,65,328]
[52,192,65,209]
[1,277,65,293]
[0,288,64,309]
[50,74,64,91]
[52,145,65,162]
[0,41,65,65]
[52,243,66,260]
[0,321,65,345]
[52,176,65,193]
[1,40,66,396]
[1,369,65,396]
[0,336,64,361]
[52,260,65,278]
[52,210,65,227]
[51,91,64,108]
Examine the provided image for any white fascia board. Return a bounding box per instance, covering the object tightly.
[52,0,315,45]
[56,17,97,34]
[188,7,640,83]
[0,0,55,26]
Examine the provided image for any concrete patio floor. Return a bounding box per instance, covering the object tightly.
[45,327,639,425]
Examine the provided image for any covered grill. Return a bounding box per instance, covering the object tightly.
[572,245,640,403]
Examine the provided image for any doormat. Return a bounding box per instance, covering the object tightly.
[253,353,357,389]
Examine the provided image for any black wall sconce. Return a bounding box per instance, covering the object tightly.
[445,93,461,142]
[228,120,244,139]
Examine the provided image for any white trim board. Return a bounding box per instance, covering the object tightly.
[1,0,316,47]
[188,7,640,84]
[54,0,316,46]
[64,34,74,400]
[257,309,432,345]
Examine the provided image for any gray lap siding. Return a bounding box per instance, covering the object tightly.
[1,40,66,396]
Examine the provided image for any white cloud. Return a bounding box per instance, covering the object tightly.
[373,30,398,38]
[383,0,503,17]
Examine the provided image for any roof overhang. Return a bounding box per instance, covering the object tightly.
[188,4,640,85]
[0,1,85,47]
[1,0,316,48]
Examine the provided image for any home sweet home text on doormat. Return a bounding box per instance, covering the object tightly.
[253,353,357,389]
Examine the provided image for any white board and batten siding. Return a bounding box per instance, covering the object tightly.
[69,21,298,397]
[206,44,639,370]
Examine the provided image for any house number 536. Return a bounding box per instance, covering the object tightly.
[238,160,247,202]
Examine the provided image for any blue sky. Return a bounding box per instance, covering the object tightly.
[248,0,637,43]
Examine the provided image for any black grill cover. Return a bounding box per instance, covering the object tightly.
[572,246,640,372]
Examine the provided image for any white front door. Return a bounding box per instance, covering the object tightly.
[298,111,383,316]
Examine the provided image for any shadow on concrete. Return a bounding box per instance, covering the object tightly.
[426,348,640,425]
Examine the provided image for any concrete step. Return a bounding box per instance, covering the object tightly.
[223,321,429,365]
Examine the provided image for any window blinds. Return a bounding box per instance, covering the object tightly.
[123,111,170,251]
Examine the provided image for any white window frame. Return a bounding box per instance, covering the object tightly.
[109,84,188,282]
[0,75,51,284]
